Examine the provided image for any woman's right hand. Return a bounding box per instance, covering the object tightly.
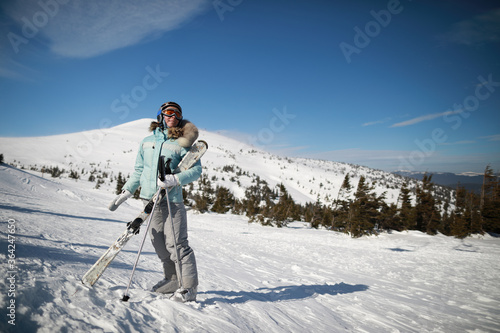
[108,190,133,211]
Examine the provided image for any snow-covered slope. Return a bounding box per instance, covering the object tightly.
[1,163,499,332]
[0,118,420,206]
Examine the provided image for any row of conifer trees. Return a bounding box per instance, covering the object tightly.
[5,152,498,239]
[178,166,499,238]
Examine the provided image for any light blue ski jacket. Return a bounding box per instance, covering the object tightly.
[123,126,202,203]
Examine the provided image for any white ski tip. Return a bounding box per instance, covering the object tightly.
[108,203,119,211]
[197,140,208,149]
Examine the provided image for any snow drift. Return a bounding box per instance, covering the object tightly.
[0,163,499,332]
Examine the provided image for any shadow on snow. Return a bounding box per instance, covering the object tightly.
[200,282,369,305]
[0,203,124,224]
[0,234,158,274]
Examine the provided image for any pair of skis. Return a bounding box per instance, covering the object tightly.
[81,140,208,290]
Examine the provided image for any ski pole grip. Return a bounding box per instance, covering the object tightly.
[158,156,166,181]
[165,158,172,175]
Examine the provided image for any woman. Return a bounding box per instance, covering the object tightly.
[109,101,202,302]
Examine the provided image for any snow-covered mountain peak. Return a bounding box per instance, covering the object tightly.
[0,118,425,206]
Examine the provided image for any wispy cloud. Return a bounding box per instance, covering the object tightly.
[0,62,27,81]
[3,0,209,59]
[0,55,37,81]
[481,134,500,141]
[390,109,463,128]
[438,8,500,46]
[362,117,391,127]
[439,140,476,146]
[362,120,383,127]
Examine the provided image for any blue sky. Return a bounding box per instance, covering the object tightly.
[1,0,499,174]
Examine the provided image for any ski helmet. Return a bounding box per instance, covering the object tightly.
[156,101,183,129]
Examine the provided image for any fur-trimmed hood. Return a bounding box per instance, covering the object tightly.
[149,119,199,148]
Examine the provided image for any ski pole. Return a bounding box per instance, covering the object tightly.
[122,156,168,302]
[158,155,185,291]
[121,187,163,302]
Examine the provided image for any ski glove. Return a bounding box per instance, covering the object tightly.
[108,190,132,211]
[157,175,179,189]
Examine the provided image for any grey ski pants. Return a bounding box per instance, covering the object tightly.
[147,198,198,289]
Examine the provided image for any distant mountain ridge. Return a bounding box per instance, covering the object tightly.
[393,171,489,193]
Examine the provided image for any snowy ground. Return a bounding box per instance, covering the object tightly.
[1,164,499,333]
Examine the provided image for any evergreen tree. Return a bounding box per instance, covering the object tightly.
[332,198,351,233]
[95,177,104,189]
[50,166,64,178]
[310,197,324,229]
[377,196,400,231]
[322,205,334,230]
[468,191,483,235]
[191,174,214,212]
[242,184,262,218]
[69,170,80,180]
[270,202,287,227]
[304,203,314,225]
[450,185,470,238]
[398,181,415,230]
[481,165,500,233]
[440,199,452,235]
[193,192,211,212]
[339,174,353,197]
[451,183,483,238]
[232,198,245,215]
[332,174,353,232]
[271,183,296,227]
[0,153,4,164]
[415,174,441,235]
[241,180,276,222]
[115,172,126,195]
[349,176,380,237]
[212,186,235,213]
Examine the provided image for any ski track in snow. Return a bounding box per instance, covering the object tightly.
[1,165,500,332]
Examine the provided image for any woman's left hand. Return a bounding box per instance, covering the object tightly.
[157,175,179,189]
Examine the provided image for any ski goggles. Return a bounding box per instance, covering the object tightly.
[161,108,182,120]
